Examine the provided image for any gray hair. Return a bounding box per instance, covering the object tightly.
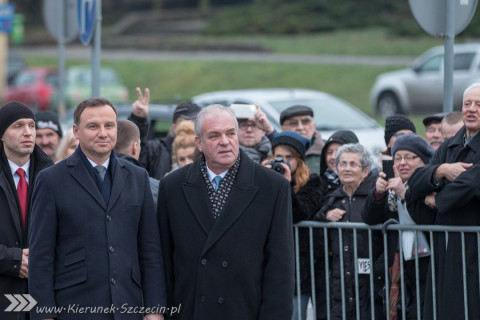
[463,83,480,103]
[335,143,373,170]
[194,104,238,140]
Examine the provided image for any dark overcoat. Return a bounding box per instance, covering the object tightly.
[316,173,381,320]
[29,149,166,320]
[0,144,53,320]
[157,151,294,320]
[407,126,480,320]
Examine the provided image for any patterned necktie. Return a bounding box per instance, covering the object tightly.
[95,165,106,182]
[213,175,222,191]
[389,252,401,320]
[16,168,28,229]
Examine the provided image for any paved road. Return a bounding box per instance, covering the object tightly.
[20,45,413,67]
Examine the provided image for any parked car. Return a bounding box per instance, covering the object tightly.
[192,88,386,160]
[60,103,176,140]
[64,66,129,109]
[6,67,58,111]
[371,43,480,117]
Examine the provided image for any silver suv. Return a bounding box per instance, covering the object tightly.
[370,43,480,117]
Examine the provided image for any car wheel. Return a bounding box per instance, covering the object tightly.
[377,92,401,118]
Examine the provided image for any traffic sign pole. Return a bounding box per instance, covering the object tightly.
[443,0,455,114]
[91,0,101,97]
[57,0,66,113]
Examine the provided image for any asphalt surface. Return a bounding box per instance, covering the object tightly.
[20,45,413,66]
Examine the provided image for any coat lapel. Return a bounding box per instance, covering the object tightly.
[107,159,128,212]
[67,153,107,210]
[183,160,216,235]
[0,171,22,240]
[201,152,258,256]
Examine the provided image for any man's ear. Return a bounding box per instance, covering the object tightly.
[131,141,138,157]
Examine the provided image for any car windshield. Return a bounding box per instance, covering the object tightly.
[268,98,379,130]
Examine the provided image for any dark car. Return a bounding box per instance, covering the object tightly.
[60,103,176,140]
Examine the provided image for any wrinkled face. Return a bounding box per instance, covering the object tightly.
[195,110,239,174]
[387,129,414,148]
[337,152,368,187]
[73,105,117,163]
[462,86,480,136]
[425,122,443,150]
[1,119,36,161]
[393,150,425,182]
[281,115,316,139]
[176,146,195,168]
[36,128,60,159]
[325,142,342,171]
[441,121,463,139]
[238,119,264,147]
[273,145,298,173]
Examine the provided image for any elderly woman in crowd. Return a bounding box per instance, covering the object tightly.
[315,143,381,319]
[263,131,324,320]
[362,134,435,319]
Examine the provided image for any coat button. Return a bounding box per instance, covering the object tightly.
[200,296,207,303]
[15,242,19,245]
[13,265,17,269]
[348,297,354,303]
[217,297,224,304]
[344,246,349,252]
[109,246,115,253]
[221,261,228,268]
[346,271,351,277]
[111,278,116,285]
[106,215,112,221]
[201,259,207,265]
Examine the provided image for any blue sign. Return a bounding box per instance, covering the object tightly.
[77,0,96,45]
[0,3,14,33]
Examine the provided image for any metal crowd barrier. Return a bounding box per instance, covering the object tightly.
[293,221,480,320]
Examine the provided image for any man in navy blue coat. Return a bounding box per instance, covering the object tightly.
[29,98,167,320]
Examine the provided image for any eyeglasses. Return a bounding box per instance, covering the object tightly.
[284,118,312,127]
[338,161,363,169]
[393,155,419,162]
[238,122,257,129]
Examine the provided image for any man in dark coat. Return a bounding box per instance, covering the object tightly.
[407,83,480,320]
[0,102,53,320]
[157,104,294,320]
[29,98,167,320]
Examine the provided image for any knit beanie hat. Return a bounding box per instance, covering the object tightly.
[36,111,63,137]
[384,115,416,145]
[271,131,311,160]
[0,101,35,138]
[391,134,434,164]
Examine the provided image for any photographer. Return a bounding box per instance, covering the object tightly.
[262,131,324,320]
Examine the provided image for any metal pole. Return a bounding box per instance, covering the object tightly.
[0,0,8,104]
[91,0,101,97]
[57,0,66,114]
[443,0,455,113]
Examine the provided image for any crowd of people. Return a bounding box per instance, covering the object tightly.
[1,82,479,320]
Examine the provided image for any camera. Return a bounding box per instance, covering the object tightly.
[267,157,290,175]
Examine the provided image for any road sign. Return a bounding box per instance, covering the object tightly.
[43,0,78,43]
[0,3,14,33]
[409,0,478,37]
[77,0,96,45]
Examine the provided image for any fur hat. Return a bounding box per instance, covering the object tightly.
[0,101,35,138]
[384,115,416,145]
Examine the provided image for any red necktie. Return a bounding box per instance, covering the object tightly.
[389,252,401,320]
[16,168,28,230]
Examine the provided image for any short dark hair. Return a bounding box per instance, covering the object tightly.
[73,97,117,125]
[115,119,140,154]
